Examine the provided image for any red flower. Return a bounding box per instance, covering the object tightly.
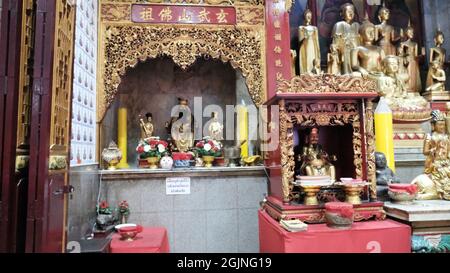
[137,146,144,153]
[100,201,109,209]
[208,140,214,146]
[196,142,204,148]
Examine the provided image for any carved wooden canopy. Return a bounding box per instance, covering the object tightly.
[98,0,266,122]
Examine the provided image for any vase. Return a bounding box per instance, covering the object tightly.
[202,156,215,168]
[120,214,128,224]
[147,157,159,169]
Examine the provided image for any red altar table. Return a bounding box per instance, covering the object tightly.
[110,227,170,253]
[259,210,411,253]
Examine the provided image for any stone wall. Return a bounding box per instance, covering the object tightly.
[101,173,268,253]
[67,166,100,242]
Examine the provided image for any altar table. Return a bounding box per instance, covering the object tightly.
[110,227,170,253]
[259,210,411,253]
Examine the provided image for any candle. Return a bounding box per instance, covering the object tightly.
[374,98,395,172]
[237,105,249,158]
[117,107,129,169]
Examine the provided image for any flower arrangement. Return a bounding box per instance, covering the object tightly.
[136,138,169,159]
[118,200,130,216]
[97,200,112,215]
[195,137,222,157]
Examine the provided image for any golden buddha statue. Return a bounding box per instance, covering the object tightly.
[411,110,450,200]
[298,9,320,74]
[139,112,154,140]
[173,123,194,153]
[398,23,423,94]
[350,17,385,79]
[290,49,297,77]
[327,44,341,75]
[426,60,447,93]
[375,6,400,56]
[332,3,360,75]
[381,55,409,98]
[426,30,447,89]
[299,128,336,182]
[208,112,223,141]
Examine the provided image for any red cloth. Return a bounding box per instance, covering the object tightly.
[111,227,170,253]
[259,210,411,253]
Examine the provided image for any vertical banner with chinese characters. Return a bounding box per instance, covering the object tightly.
[131,4,236,25]
[266,0,292,100]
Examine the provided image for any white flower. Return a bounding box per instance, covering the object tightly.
[158,144,166,153]
[204,143,212,152]
[144,145,151,152]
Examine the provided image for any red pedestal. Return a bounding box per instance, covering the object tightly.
[110,227,170,253]
[259,210,411,253]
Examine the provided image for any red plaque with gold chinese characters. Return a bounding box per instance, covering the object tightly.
[131,4,236,25]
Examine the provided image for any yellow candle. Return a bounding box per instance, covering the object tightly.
[117,107,129,169]
[374,98,395,172]
[237,105,249,158]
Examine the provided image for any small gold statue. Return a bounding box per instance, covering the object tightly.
[139,112,154,140]
[290,49,297,77]
[428,30,446,68]
[327,44,341,75]
[398,23,423,94]
[332,3,361,74]
[298,9,321,74]
[425,60,446,93]
[375,6,401,56]
[350,17,385,78]
[208,112,223,141]
[173,123,194,153]
[299,128,336,182]
[411,110,450,200]
[311,59,323,75]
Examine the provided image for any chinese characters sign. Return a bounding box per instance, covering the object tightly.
[131,4,236,25]
[266,0,292,99]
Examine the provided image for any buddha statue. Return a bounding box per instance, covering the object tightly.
[332,3,360,75]
[398,23,423,94]
[375,6,400,56]
[375,152,400,200]
[299,128,336,182]
[380,55,409,98]
[327,43,341,75]
[208,112,223,141]
[290,49,297,76]
[173,123,194,153]
[425,60,447,93]
[298,9,321,74]
[311,59,323,75]
[426,30,447,93]
[139,112,154,140]
[350,17,385,79]
[411,110,450,200]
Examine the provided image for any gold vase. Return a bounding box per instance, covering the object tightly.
[202,156,215,168]
[147,157,159,169]
[301,186,322,206]
[343,184,364,205]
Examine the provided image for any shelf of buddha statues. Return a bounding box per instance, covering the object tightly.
[99,166,267,180]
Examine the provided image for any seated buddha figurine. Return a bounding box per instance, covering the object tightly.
[350,17,385,79]
[299,128,336,182]
[425,60,447,93]
[411,110,450,200]
[375,152,400,200]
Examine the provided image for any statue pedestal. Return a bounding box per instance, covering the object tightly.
[384,200,450,235]
[393,123,427,148]
[385,200,450,252]
[423,91,450,102]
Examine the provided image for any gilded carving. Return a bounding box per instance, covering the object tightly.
[101,4,131,21]
[365,100,377,199]
[277,74,378,94]
[50,0,75,157]
[279,100,295,203]
[101,0,264,6]
[100,25,265,120]
[236,6,264,25]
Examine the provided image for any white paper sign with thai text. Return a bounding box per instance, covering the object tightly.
[166,177,191,195]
